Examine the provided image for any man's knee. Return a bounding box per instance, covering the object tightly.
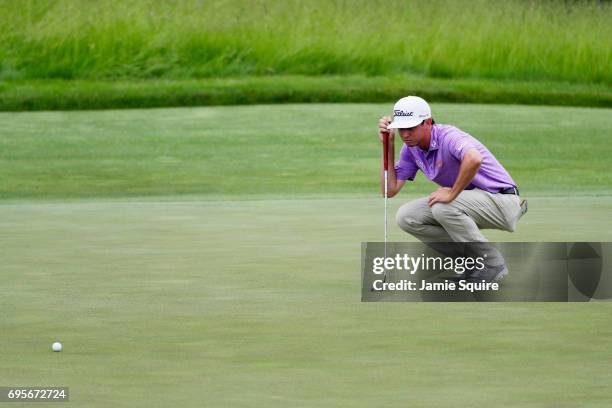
[396,206,424,233]
[430,203,460,222]
[396,213,422,233]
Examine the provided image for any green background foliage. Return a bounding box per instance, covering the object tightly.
[1,0,610,109]
[2,0,610,83]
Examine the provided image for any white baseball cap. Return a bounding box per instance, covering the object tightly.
[387,96,432,129]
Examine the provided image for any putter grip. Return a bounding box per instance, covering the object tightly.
[383,131,389,171]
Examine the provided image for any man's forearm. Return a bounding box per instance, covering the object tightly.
[450,148,482,199]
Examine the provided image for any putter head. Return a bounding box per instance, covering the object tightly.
[369,272,389,292]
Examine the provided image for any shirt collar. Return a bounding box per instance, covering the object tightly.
[419,125,439,153]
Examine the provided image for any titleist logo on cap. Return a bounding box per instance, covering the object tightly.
[394,110,413,117]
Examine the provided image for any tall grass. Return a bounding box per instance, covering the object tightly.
[0,0,610,84]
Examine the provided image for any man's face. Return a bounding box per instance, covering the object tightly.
[398,120,428,147]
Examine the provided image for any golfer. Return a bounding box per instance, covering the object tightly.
[378,96,527,282]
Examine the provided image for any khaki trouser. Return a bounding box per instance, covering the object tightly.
[396,189,522,267]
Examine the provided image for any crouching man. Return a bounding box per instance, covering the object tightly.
[378,96,527,283]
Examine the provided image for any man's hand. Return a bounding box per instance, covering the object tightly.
[378,116,394,143]
[427,148,482,206]
[428,187,456,206]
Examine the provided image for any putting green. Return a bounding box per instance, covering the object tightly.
[1,196,611,407]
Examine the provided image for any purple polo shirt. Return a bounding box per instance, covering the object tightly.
[395,124,516,193]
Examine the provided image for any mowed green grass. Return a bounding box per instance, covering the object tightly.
[1,104,612,407]
[1,197,612,407]
[1,103,611,199]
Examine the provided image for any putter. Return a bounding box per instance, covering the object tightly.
[370,127,390,292]
[383,128,389,283]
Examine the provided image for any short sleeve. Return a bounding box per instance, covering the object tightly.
[394,147,418,181]
[446,132,478,161]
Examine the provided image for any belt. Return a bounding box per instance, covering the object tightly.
[499,186,519,195]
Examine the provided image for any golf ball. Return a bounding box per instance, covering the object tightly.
[52,342,62,352]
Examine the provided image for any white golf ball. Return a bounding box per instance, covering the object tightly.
[52,342,62,352]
